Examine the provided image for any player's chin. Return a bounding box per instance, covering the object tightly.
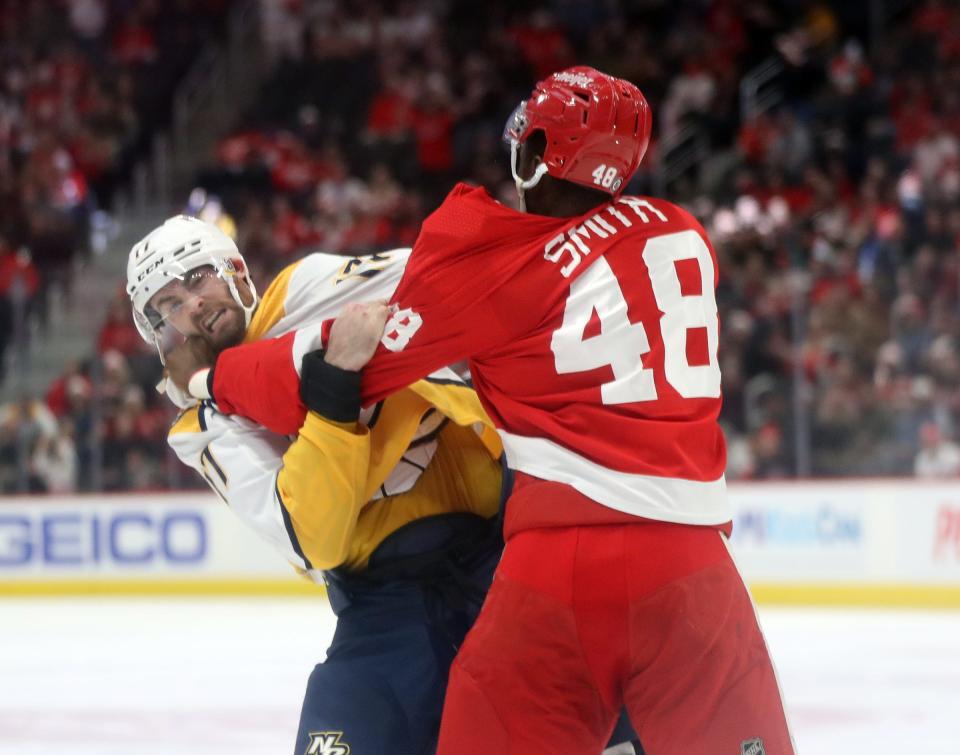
[208,315,246,353]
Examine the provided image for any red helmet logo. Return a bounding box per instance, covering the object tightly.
[504,66,652,195]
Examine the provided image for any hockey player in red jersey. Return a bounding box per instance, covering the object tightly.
[177,66,795,754]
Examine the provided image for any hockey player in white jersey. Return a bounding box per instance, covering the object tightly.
[127,215,643,755]
[126,216,505,755]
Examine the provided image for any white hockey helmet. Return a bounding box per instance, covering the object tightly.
[126,215,259,356]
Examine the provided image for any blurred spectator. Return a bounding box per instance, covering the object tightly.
[0,243,39,378]
[97,293,148,356]
[364,73,415,143]
[410,77,456,179]
[914,422,960,478]
[0,396,58,492]
[111,8,158,66]
[509,11,573,80]
[31,419,78,493]
[68,0,108,46]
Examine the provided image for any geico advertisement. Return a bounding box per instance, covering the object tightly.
[0,495,293,578]
[4,485,960,584]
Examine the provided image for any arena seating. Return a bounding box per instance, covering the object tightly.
[3,0,958,492]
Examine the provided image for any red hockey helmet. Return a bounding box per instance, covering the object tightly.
[504,66,652,196]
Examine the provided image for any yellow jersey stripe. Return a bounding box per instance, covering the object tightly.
[170,407,201,436]
[245,259,299,342]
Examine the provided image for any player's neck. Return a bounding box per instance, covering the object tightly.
[524,179,609,219]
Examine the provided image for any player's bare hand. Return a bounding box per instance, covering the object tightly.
[325,301,391,371]
[164,335,216,391]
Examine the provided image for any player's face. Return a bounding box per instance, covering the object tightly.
[147,265,247,354]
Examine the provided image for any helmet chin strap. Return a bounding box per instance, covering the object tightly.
[220,259,259,329]
[226,274,258,328]
[510,140,548,211]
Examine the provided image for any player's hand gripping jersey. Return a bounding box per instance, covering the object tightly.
[167,248,502,575]
[213,183,728,528]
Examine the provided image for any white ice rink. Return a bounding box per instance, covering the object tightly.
[1,598,958,754]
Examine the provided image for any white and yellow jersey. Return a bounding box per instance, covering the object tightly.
[167,250,503,579]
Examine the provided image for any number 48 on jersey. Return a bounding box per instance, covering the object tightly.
[550,229,721,404]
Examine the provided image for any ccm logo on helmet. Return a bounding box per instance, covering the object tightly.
[136,256,166,283]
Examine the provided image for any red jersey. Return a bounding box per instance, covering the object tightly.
[363,183,728,525]
[213,183,729,526]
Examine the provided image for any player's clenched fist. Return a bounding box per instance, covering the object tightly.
[165,335,217,392]
[324,300,392,371]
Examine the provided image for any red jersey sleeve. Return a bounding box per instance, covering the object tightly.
[359,184,556,404]
[213,331,308,436]
[212,185,559,421]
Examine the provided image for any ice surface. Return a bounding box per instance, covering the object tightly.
[1,598,958,754]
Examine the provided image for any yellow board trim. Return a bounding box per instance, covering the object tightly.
[3,580,959,607]
[748,582,960,609]
[0,579,324,598]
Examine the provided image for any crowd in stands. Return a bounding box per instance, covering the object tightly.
[0,0,232,491]
[0,0,230,373]
[707,0,960,478]
[3,0,960,493]
[1,324,169,493]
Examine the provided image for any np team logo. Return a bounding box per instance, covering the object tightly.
[741,737,765,755]
[305,731,350,755]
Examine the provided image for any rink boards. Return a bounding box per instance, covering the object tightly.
[2,481,959,606]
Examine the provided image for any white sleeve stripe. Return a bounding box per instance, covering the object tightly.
[291,323,325,377]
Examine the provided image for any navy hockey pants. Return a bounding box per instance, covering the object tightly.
[293,513,501,755]
[292,512,644,755]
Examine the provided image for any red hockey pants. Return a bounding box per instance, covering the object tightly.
[436,522,795,755]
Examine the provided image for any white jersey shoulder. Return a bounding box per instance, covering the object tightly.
[167,403,309,571]
[262,248,410,339]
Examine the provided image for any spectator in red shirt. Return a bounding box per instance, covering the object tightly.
[271,196,319,258]
[97,295,146,356]
[365,74,414,142]
[738,113,778,165]
[0,242,40,379]
[509,10,573,79]
[410,78,455,176]
[111,9,158,66]
[270,138,338,196]
[217,131,267,171]
[45,362,91,419]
